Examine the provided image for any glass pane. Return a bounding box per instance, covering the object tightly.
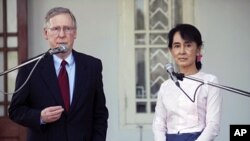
[0,0,3,32]
[0,106,4,116]
[0,37,3,47]
[151,101,156,113]
[7,52,17,93]
[135,0,145,30]
[0,52,3,71]
[8,92,13,101]
[135,33,146,45]
[0,86,3,101]
[0,84,3,101]
[0,52,3,100]
[149,0,169,30]
[173,0,183,24]
[150,33,167,45]
[136,48,146,99]
[136,102,147,113]
[7,36,17,47]
[7,0,17,32]
[7,72,16,96]
[150,48,169,98]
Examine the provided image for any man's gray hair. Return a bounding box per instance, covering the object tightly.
[44,7,77,28]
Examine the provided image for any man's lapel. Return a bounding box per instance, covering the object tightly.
[40,56,64,106]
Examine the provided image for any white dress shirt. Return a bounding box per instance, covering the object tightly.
[152,71,223,141]
[53,53,75,104]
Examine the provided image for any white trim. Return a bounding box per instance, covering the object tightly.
[118,0,195,129]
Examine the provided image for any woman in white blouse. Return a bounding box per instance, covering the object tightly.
[152,24,223,141]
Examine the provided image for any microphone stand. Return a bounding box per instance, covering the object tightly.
[174,72,250,97]
[0,53,46,77]
[0,51,49,95]
[0,46,68,95]
[0,45,69,77]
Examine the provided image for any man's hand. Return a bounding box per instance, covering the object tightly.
[41,106,64,123]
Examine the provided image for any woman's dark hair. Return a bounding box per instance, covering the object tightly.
[168,24,203,70]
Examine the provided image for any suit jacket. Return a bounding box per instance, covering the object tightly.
[8,50,109,141]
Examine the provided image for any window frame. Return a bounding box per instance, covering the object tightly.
[118,0,194,128]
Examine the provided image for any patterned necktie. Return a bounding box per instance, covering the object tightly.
[58,60,70,112]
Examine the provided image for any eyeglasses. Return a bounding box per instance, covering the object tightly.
[47,26,76,36]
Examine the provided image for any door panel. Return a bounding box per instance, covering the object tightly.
[0,118,26,141]
[0,0,27,141]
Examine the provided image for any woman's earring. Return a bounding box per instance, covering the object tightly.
[196,54,203,62]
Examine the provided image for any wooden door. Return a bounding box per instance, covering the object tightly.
[0,0,27,141]
[0,118,26,141]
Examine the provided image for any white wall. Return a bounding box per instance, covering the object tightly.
[195,0,250,141]
[28,0,250,141]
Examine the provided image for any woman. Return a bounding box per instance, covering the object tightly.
[152,24,223,141]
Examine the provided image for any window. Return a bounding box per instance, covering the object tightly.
[119,0,194,128]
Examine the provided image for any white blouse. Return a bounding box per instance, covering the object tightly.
[152,71,223,141]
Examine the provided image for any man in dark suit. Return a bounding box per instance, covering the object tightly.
[8,7,109,141]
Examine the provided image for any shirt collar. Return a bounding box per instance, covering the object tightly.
[53,53,74,68]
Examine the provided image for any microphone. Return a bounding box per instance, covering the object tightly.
[48,45,69,55]
[1,45,68,77]
[165,63,180,87]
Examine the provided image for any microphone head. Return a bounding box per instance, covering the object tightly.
[57,44,69,53]
[165,63,180,87]
[165,63,174,73]
[48,44,69,55]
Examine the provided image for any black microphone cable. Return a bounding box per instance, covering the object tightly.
[172,72,205,103]
[175,72,250,98]
[177,82,204,103]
